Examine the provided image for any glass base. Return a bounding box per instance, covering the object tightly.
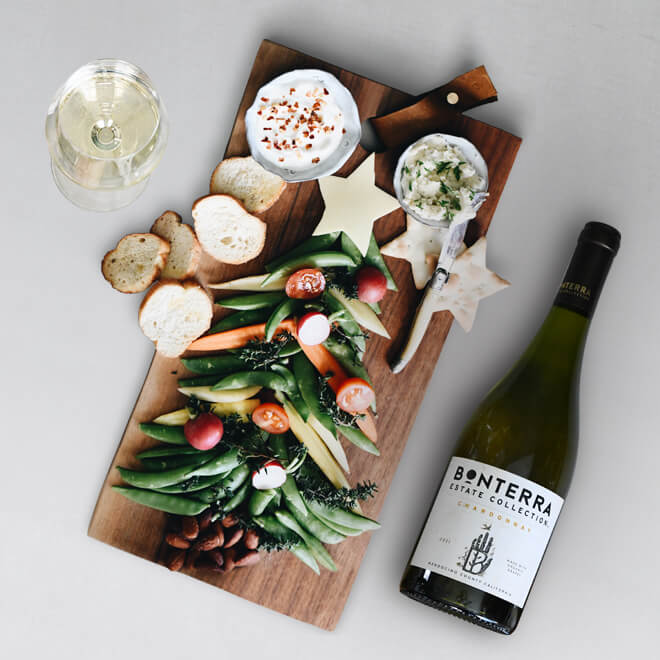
[50,160,149,212]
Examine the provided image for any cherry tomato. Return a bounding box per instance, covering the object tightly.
[252,403,290,434]
[285,268,326,299]
[336,377,375,414]
[296,311,331,345]
[184,413,224,450]
[356,266,387,303]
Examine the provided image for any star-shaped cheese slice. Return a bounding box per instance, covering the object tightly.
[381,214,449,289]
[430,236,510,332]
[313,153,400,256]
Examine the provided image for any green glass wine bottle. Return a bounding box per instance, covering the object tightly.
[400,222,620,634]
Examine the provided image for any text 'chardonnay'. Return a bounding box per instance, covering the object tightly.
[400,222,620,634]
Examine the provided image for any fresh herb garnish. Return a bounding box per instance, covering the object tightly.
[451,197,462,211]
[232,332,294,369]
[440,181,452,195]
[318,376,361,426]
[435,161,451,174]
[408,181,412,192]
[453,163,463,181]
[324,267,358,299]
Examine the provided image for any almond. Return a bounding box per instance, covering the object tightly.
[244,529,260,550]
[235,550,260,567]
[223,527,244,549]
[221,513,239,528]
[194,531,221,551]
[166,549,186,572]
[165,532,191,549]
[181,516,199,540]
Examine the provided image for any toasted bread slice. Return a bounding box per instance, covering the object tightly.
[138,280,213,357]
[210,156,286,213]
[192,194,267,265]
[102,233,170,294]
[151,211,201,279]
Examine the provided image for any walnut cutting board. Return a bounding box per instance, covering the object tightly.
[88,39,521,630]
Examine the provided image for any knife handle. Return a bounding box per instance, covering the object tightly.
[370,65,497,151]
[390,286,438,374]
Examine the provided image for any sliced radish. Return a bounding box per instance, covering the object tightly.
[297,312,330,346]
[252,460,287,490]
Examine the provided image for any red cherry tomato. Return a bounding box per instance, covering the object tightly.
[184,413,224,450]
[296,311,331,346]
[356,266,387,303]
[285,268,326,299]
[336,377,375,414]
[252,403,290,434]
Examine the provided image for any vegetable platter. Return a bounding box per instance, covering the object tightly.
[89,39,521,630]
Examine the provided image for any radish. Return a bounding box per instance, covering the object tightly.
[183,413,223,450]
[252,460,287,490]
[356,266,387,303]
[297,311,330,345]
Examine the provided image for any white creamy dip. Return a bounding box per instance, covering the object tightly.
[399,135,486,224]
[252,79,345,172]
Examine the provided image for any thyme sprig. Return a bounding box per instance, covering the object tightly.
[231,332,295,369]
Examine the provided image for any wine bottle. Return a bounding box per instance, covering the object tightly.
[400,222,620,634]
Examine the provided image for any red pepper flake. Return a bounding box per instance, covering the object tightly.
[309,134,315,139]
[292,139,296,145]
[263,127,272,131]
[323,88,329,95]
[261,97,269,102]
[289,87,296,94]
[267,115,275,121]
[305,144,312,150]
[312,157,320,164]
[294,101,299,108]
[342,128,346,134]
[279,157,285,162]
[302,131,309,138]
[261,137,270,142]
[280,125,287,131]
[257,110,262,115]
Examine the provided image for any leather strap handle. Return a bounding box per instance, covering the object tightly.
[370,65,497,150]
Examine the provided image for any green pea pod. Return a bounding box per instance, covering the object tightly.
[338,425,380,456]
[262,252,357,287]
[281,477,345,544]
[265,298,299,341]
[211,371,290,392]
[137,446,200,459]
[153,472,229,494]
[139,423,187,445]
[322,336,372,384]
[223,480,251,512]
[311,515,363,537]
[177,374,222,388]
[248,489,278,516]
[275,510,337,571]
[305,498,381,531]
[206,308,273,335]
[139,454,210,471]
[217,292,286,310]
[112,486,209,516]
[265,232,340,272]
[364,232,397,291]
[116,456,211,489]
[271,363,310,421]
[253,514,320,573]
[322,291,365,356]
[292,352,336,434]
[268,433,289,463]
[220,463,251,492]
[193,463,250,503]
[189,447,242,477]
[279,342,302,358]
[340,231,364,267]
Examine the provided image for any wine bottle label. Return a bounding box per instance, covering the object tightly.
[411,457,564,608]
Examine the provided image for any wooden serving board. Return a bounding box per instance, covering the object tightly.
[89,39,521,630]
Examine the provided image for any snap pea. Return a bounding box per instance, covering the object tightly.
[211,371,290,392]
[323,291,365,355]
[139,423,187,445]
[265,232,340,272]
[223,480,251,512]
[340,232,364,267]
[137,446,200,459]
[139,453,210,471]
[292,353,336,434]
[262,252,357,287]
[364,232,397,291]
[268,433,289,463]
[206,308,273,335]
[193,463,250,502]
[338,425,380,456]
[271,363,310,421]
[217,291,286,310]
[116,456,211,489]
[305,498,381,531]
[248,488,278,516]
[279,342,302,358]
[275,510,337,571]
[152,471,229,494]
[253,514,320,574]
[323,336,372,384]
[281,477,345,544]
[112,486,209,516]
[189,447,242,477]
[312,515,363,537]
[177,374,223,388]
[265,298,299,341]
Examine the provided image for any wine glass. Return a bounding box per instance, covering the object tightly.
[45,59,168,212]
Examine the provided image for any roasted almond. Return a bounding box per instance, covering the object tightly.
[221,513,239,528]
[223,527,244,549]
[244,529,260,550]
[181,516,199,540]
[207,548,224,568]
[194,531,221,551]
[198,509,214,531]
[185,548,200,569]
[166,549,186,572]
[223,548,237,572]
[165,532,191,549]
[213,521,225,547]
[235,550,260,567]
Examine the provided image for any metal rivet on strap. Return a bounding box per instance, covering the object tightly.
[446,92,459,105]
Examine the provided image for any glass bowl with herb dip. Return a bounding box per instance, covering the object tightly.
[393,133,488,227]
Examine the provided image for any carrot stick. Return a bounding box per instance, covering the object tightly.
[297,341,349,392]
[187,319,296,352]
[356,411,378,444]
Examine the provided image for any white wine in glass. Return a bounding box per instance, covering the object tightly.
[45,59,168,212]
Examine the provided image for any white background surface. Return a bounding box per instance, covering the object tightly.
[2,1,658,657]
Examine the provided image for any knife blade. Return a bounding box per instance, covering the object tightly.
[390,217,471,374]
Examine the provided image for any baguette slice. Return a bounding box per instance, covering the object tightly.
[151,211,201,279]
[102,233,170,294]
[138,280,213,357]
[210,156,286,213]
[192,194,267,265]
